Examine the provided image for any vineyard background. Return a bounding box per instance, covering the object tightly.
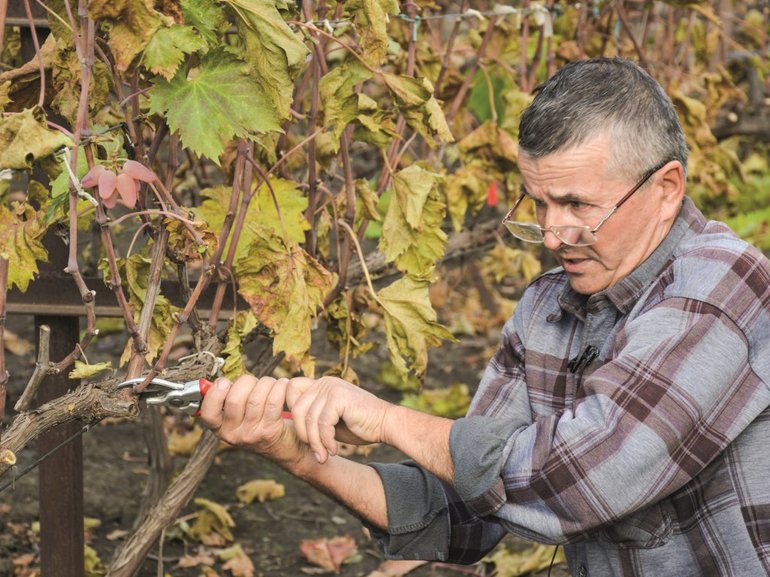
[0,0,768,576]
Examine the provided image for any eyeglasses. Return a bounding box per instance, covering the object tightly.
[502,161,668,247]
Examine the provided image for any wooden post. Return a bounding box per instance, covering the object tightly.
[35,314,84,577]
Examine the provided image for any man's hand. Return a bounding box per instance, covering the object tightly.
[286,376,394,464]
[199,375,309,466]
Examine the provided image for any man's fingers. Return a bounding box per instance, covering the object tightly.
[221,375,258,427]
[199,377,233,430]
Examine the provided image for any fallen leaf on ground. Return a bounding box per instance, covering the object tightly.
[106,529,129,541]
[366,559,427,577]
[236,479,285,504]
[188,498,235,546]
[168,424,204,455]
[177,550,216,568]
[485,543,564,577]
[219,543,255,577]
[2,329,33,355]
[300,535,358,573]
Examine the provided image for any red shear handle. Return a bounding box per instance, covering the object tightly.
[196,378,291,419]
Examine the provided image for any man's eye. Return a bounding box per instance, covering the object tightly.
[569,201,589,210]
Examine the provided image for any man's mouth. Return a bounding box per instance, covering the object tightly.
[559,255,591,272]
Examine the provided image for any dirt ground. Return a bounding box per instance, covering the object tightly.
[0,300,569,577]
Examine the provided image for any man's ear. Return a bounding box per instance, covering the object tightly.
[657,161,686,222]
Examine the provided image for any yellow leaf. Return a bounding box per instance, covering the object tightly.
[168,425,204,456]
[377,276,455,381]
[485,543,564,577]
[188,498,235,546]
[236,227,334,367]
[68,361,113,380]
[380,165,447,278]
[84,544,107,577]
[236,479,285,504]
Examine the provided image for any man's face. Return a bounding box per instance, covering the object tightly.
[517,139,671,295]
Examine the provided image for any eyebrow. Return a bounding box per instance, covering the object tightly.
[521,186,593,204]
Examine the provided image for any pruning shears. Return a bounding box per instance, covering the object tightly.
[117,377,215,415]
[117,376,293,419]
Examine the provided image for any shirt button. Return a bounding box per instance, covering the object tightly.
[577,566,588,577]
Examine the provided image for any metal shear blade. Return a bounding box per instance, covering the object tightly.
[117,377,185,400]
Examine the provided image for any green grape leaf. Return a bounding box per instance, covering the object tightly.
[195,177,309,261]
[235,226,334,372]
[143,25,208,80]
[0,107,72,170]
[69,361,113,380]
[377,276,455,380]
[346,0,400,65]
[0,200,48,292]
[88,0,170,71]
[149,49,282,163]
[181,0,229,46]
[225,0,308,120]
[382,73,454,147]
[380,165,447,278]
[222,311,258,380]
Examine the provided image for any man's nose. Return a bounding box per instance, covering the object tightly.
[542,229,563,250]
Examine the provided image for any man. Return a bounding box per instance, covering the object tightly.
[200,58,770,577]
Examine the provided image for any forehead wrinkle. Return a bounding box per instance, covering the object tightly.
[521,183,595,204]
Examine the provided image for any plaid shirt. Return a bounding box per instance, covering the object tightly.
[370,198,770,577]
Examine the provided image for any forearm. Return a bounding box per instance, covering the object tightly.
[285,450,389,530]
[382,404,455,485]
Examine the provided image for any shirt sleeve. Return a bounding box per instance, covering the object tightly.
[450,294,770,543]
[366,461,509,563]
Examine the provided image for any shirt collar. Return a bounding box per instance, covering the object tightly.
[557,197,706,317]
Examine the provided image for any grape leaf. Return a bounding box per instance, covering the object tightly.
[111,253,181,365]
[225,0,308,120]
[346,0,400,66]
[143,25,207,80]
[219,543,256,577]
[320,61,374,147]
[444,160,490,232]
[382,73,453,147]
[51,46,111,124]
[88,0,170,71]
[68,361,113,380]
[235,226,334,372]
[222,311,258,380]
[0,107,72,170]
[0,201,48,292]
[380,165,447,278]
[377,276,455,380]
[149,49,282,163]
[0,81,10,111]
[189,498,235,546]
[194,178,309,262]
[181,0,229,46]
[236,479,285,504]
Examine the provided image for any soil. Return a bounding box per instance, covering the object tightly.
[0,302,569,577]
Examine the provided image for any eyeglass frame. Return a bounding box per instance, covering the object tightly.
[502,160,670,247]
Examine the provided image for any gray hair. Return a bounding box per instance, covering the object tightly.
[518,58,688,181]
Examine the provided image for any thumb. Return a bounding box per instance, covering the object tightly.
[285,376,315,409]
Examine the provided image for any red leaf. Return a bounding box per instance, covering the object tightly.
[486,180,498,206]
[300,535,358,573]
[122,159,156,183]
[81,164,106,188]
[116,173,138,208]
